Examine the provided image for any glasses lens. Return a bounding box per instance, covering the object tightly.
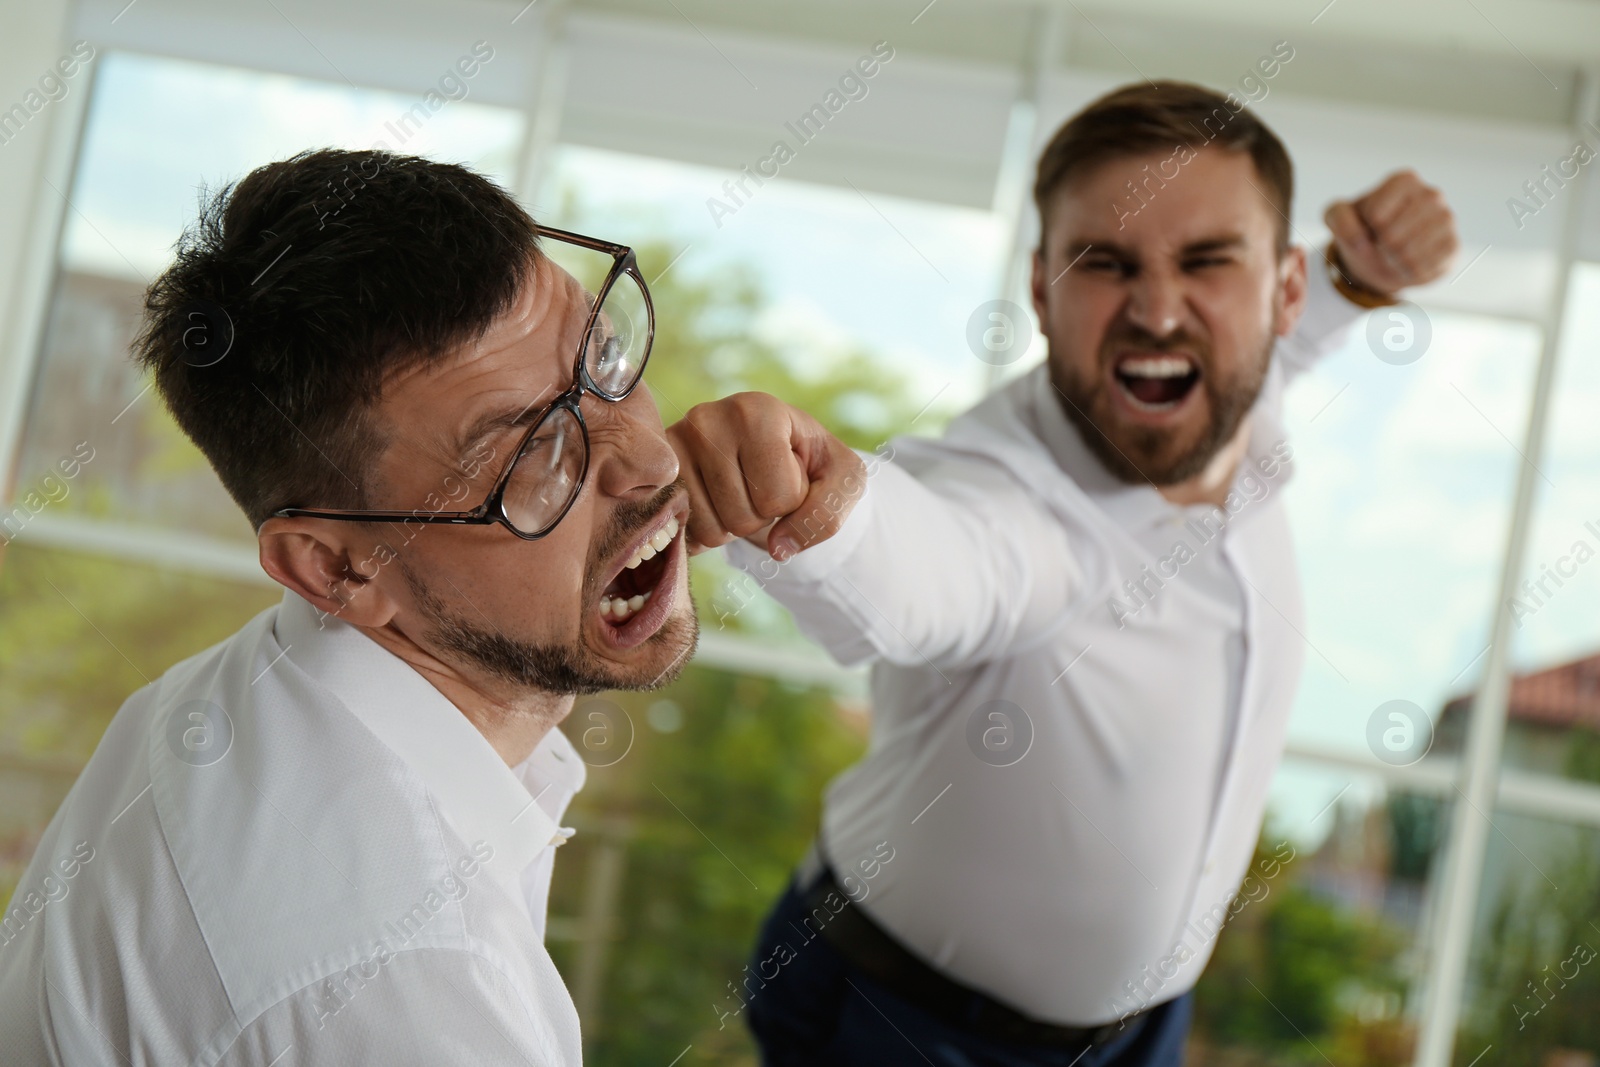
[584,270,650,398]
[502,404,586,535]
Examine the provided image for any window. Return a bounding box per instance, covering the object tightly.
[1282,311,1539,756]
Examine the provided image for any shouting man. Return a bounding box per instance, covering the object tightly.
[669,81,1458,1065]
[0,151,694,1064]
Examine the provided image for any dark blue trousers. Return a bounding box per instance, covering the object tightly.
[744,876,1193,1067]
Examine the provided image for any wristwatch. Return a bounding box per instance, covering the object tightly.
[1325,244,1401,309]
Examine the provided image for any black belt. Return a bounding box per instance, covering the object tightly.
[804,864,1150,1048]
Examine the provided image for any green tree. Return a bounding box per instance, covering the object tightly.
[1459,831,1600,1067]
[547,672,865,1064]
[1563,728,1600,785]
[1192,837,1408,1067]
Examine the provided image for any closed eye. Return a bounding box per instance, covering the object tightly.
[1083,256,1137,280]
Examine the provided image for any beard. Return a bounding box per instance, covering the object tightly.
[1050,319,1273,487]
[399,484,698,697]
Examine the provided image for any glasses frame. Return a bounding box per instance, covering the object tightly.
[270,225,655,540]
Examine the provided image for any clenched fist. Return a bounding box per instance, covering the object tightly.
[666,392,866,561]
[1324,169,1459,295]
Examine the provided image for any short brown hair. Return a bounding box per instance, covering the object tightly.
[134,150,541,529]
[1033,80,1294,251]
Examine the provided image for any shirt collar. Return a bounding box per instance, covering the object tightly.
[272,590,584,880]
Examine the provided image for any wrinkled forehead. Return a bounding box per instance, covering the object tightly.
[371,253,594,468]
[429,255,590,383]
[1044,147,1282,252]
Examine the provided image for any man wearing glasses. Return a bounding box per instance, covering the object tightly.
[0,150,687,1065]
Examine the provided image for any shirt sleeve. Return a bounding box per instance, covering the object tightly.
[218,946,579,1066]
[1275,246,1367,380]
[723,447,1085,671]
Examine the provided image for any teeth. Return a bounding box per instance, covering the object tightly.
[1119,356,1193,379]
[600,590,652,623]
[624,516,680,571]
[603,518,679,624]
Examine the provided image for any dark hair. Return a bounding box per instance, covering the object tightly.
[133,148,541,529]
[1033,80,1294,251]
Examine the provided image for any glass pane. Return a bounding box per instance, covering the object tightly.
[545,666,867,1063]
[536,144,1008,647]
[1459,262,1600,1063]
[532,144,1007,1060]
[1503,262,1600,786]
[1281,310,1539,758]
[538,144,1006,433]
[1265,309,1543,1067]
[1190,761,1454,1064]
[1456,813,1600,1065]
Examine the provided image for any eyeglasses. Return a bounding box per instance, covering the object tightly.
[271,225,655,540]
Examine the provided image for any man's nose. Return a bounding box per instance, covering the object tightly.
[1124,269,1186,339]
[589,387,680,500]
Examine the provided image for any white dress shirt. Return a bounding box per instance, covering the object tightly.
[727,265,1362,1027]
[0,589,587,1065]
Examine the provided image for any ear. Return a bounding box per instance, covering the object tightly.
[1029,247,1049,329]
[1274,244,1309,338]
[257,516,401,629]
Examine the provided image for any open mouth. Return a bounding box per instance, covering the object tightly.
[598,514,681,629]
[1112,354,1201,412]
